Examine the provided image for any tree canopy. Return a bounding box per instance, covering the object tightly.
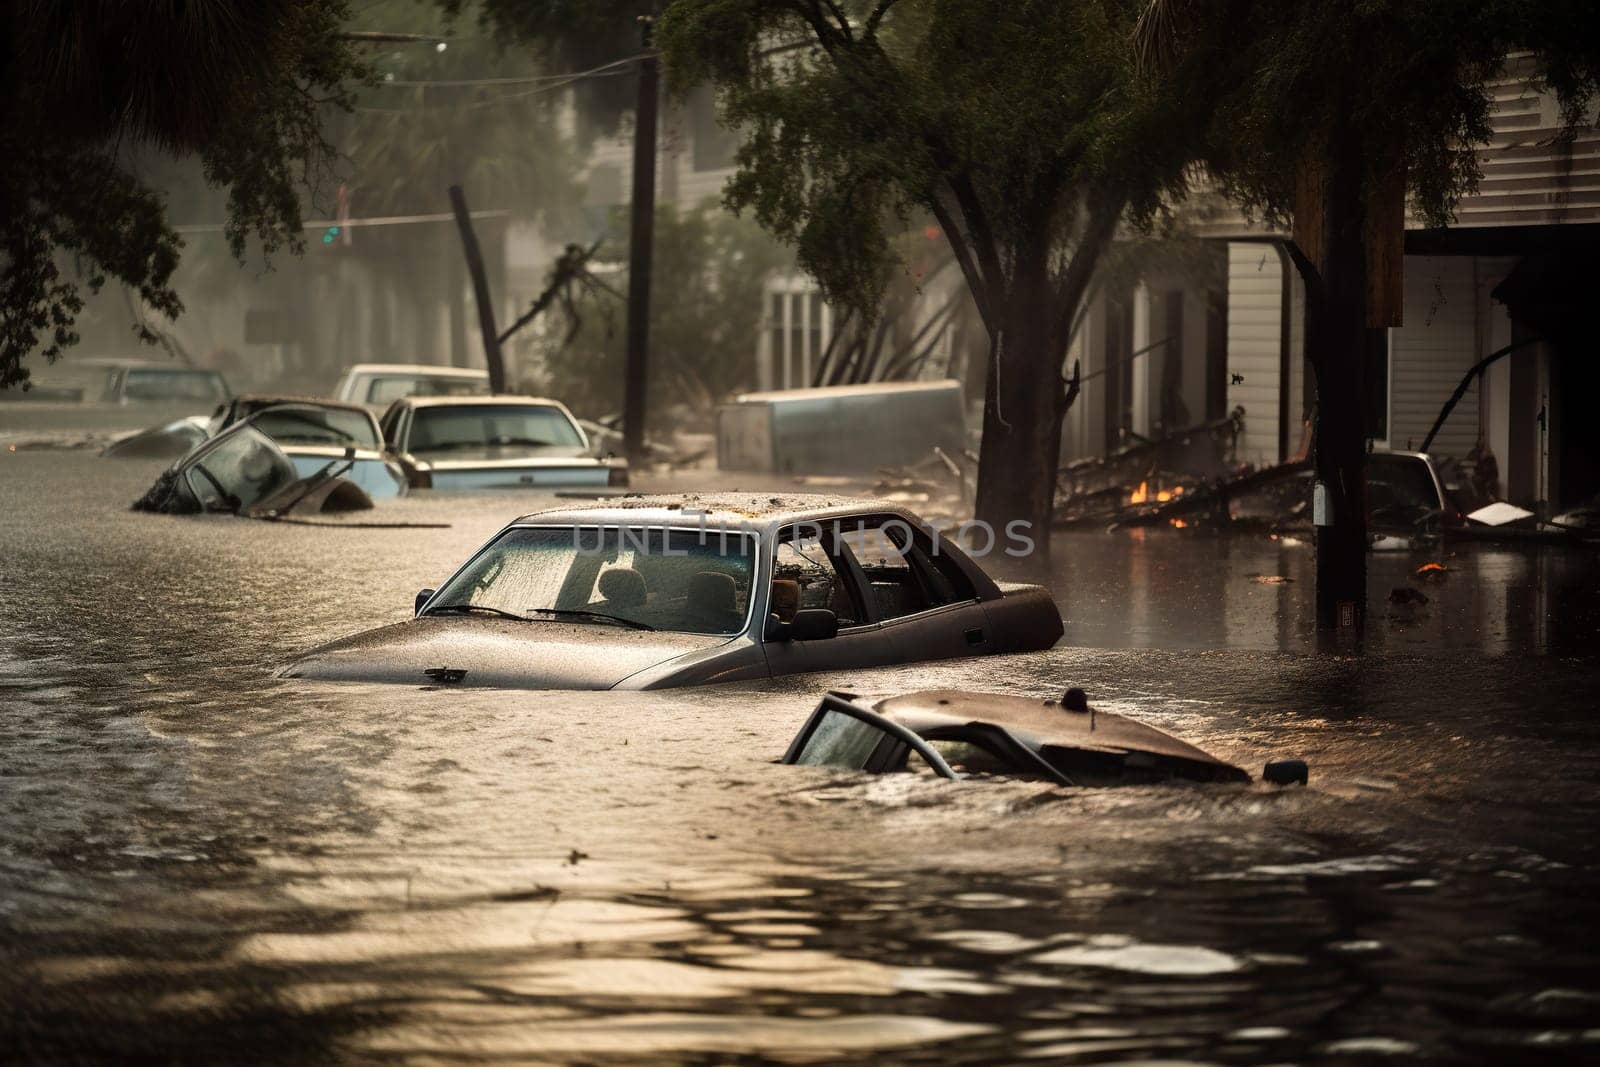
[0,0,367,389]
[1135,0,1600,631]
[443,0,655,140]
[1139,0,1600,231]
[344,0,581,221]
[655,0,1190,533]
[659,0,1181,333]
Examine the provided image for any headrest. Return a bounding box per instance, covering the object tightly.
[770,578,800,620]
[597,567,646,607]
[688,570,737,613]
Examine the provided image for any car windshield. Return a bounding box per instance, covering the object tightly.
[1368,455,1442,514]
[791,708,892,770]
[365,375,487,405]
[251,406,380,449]
[123,369,229,403]
[408,405,584,452]
[182,426,298,511]
[429,525,757,635]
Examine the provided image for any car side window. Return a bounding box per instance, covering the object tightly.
[838,518,975,621]
[772,528,861,628]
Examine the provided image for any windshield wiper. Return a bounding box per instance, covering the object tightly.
[525,608,656,631]
[425,603,529,621]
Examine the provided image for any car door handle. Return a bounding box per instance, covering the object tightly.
[965,627,985,646]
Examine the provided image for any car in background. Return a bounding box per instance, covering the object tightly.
[21,358,229,406]
[99,416,213,459]
[132,418,375,518]
[209,397,405,498]
[106,396,405,498]
[332,363,489,409]
[1125,449,1455,536]
[281,493,1064,690]
[102,361,230,406]
[379,395,626,490]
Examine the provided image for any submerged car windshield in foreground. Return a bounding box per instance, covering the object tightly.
[427,525,757,636]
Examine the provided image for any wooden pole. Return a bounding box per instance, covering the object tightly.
[448,184,506,393]
[622,32,660,462]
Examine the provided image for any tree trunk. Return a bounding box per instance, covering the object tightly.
[974,252,1064,561]
[1302,141,1370,636]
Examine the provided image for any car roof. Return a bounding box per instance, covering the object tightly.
[122,364,222,374]
[341,363,488,378]
[735,378,961,404]
[227,394,372,415]
[867,689,1240,767]
[397,394,571,410]
[510,492,904,531]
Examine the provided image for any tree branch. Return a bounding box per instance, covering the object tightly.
[811,305,855,386]
[1050,185,1126,347]
[1061,358,1082,413]
[926,192,995,335]
[943,169,1008,303]
[817,0,854,41]
[864,0,900,37]
[788,0,846,52]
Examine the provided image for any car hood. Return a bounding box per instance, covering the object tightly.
[280,616,730,690]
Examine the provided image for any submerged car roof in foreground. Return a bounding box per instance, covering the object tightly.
[785,688,1309,787]
[508,492,903,531]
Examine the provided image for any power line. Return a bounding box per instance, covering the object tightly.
[352,55,645,113]
[171,209,510,235]
[371,53,650,90]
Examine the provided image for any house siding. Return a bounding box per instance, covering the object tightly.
[1388,257,1479,455]
[1227,243,1283,467]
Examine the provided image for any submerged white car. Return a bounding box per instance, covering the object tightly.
[380,395,626,490]
[332,363,489,410]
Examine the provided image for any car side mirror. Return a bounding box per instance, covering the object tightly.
[415,588,435,615]
[787,608,838,641]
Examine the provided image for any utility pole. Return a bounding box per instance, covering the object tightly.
[622,17,659,462]
[448,184,506,392]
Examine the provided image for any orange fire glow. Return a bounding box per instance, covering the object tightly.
[1129,480,1149,505]
[1170,518,1188,529]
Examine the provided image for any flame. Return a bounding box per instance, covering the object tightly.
[1170,518,1187,529]
[1156,489,1172,502]
[1173,485,1184,496]
[1129,480,1149,505]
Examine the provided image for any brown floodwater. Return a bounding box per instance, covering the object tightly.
[2,427,1598,1064]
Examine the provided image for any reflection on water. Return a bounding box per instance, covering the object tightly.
[2,448,1599,1063]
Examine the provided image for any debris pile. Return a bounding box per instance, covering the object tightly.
[1054,408,1244,528]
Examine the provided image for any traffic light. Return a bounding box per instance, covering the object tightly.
[321,225,341,246]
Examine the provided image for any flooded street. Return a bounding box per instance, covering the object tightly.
[3,446,1599,1064]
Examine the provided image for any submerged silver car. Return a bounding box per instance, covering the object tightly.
[282,494,1064,690]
